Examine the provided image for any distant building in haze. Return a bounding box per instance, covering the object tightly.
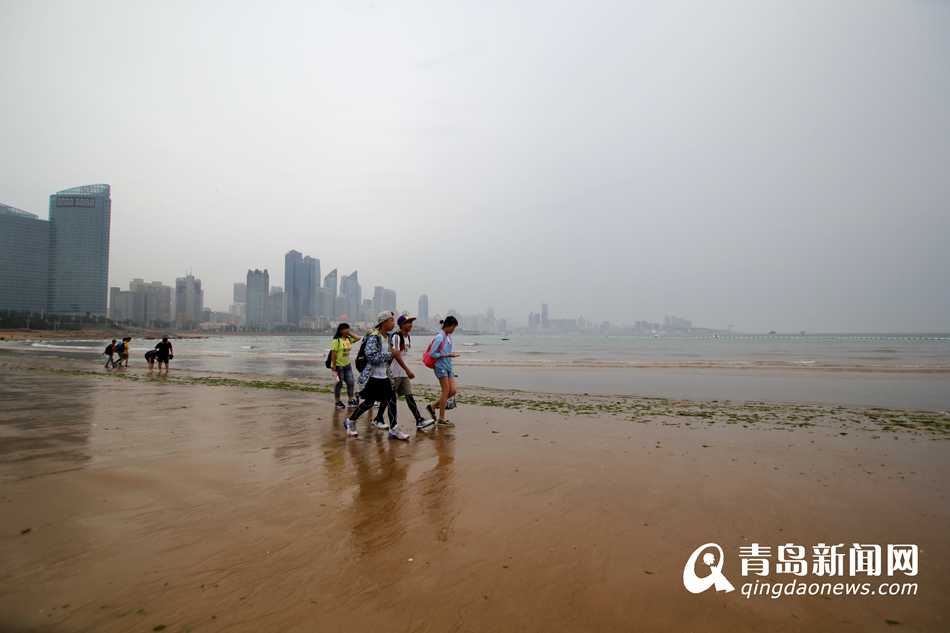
[284,250,320,325]
[418,294,429,323]
[175,274,203,327]
[339,270,361,321]
[541,303,549,329]
[0,204,49,313]
[48,184,111,316]
[267,286,285,325]
[233,282,247,304]
[109,279,172,326]
[246,269,269,327]
[323,269,338,317]
[372,286,396,314]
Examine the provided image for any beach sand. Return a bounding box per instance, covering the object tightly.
[1,365,948,632]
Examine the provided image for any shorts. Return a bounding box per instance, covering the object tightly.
[434,365,452,380]
[157,355,170,364]
[390,376,413,396]
[360,376,394,404]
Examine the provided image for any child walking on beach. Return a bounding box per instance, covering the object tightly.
[103,339,117,369]
[342,312,412,441]
[426,316,460,426]
[373,313,435,432]
[329,322,360,409]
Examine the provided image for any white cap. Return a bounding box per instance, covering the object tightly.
[376,310,395,325]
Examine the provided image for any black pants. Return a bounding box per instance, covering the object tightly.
[351,378,396,429]
[375,393,425,426]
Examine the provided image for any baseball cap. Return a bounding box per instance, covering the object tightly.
[375,310,395,325]
[397,313,417,327]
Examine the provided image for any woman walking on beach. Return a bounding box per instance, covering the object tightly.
[330,322,360,409]
[426,316,460,426]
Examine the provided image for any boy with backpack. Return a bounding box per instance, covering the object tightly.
[342,311,411,441]
[373,313,435,432]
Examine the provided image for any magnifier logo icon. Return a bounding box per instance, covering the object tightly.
[683,543,735,594]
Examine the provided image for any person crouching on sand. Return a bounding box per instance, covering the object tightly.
[426,316,460,426]
[342,311,412,441]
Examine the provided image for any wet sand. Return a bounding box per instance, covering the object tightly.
[1,367,948,632]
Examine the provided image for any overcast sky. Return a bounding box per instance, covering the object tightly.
[2,0,948,332]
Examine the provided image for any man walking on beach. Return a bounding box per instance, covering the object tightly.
[374,313,435,432]
[343,311,412,441]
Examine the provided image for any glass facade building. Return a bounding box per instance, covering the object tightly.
[0,204,50,313]
[48,184,111,315]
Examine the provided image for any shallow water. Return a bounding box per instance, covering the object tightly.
[3,333,950,409]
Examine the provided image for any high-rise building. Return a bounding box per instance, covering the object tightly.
[175,274,204,327]
[303,255,320,317]
[0,204,49,313]
[283,250,320,325]
[267,286,285,325]
[246,269,269,327]
[323,268,338,317]
[372,286,397,314]
[541,303,549,329]
[418,294,429,323]
[48,184,111,315]
[383,288,396,313]
[233,282,247,304]
[339,270,361,321]
[109,279,171,326]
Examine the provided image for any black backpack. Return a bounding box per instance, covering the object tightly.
[354,335,378,373]
[324,349,333,369]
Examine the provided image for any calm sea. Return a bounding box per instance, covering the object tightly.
[5,333,950,410]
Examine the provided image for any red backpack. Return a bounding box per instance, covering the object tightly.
[422,335,447,369]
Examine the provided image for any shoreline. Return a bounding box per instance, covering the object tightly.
[3,357,949,439]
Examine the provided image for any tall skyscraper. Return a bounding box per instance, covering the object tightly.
[284,250,303,324]
[246,269,269,327]
[541,303,550,329]
[175,274,203,327]
[0,204,49,313]
[339,270,361,320]
[303,255,320,317]
[323,268,338,317]
[418,294,429,323]
[48,184,111,315]
[283,250,320,325]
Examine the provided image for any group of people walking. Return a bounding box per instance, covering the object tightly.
[329,311,460,441]
[103,336,173,371]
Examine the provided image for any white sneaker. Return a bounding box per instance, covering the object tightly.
[416,418,435,432]
[344,419,358,437]
[374,419,390,430]
[388,426,410,441]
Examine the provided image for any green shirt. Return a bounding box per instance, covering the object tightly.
[330,337,353,367]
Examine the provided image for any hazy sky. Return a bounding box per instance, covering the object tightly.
[2,0,948,332]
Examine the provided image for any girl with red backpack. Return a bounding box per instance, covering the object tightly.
[424,315,460,426]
